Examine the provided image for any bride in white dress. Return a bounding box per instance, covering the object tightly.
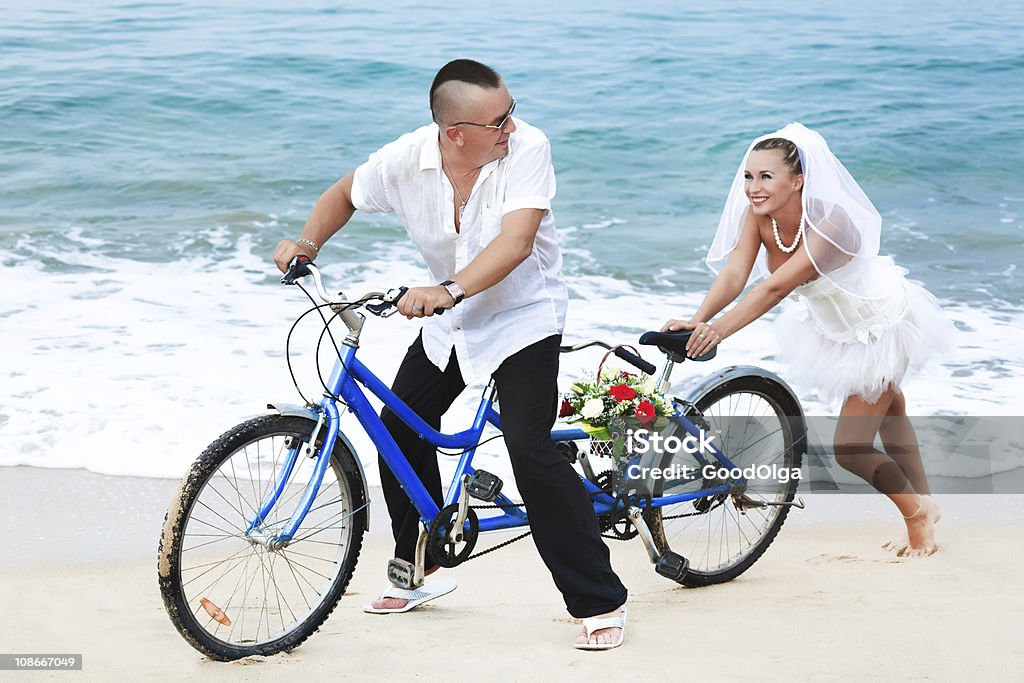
[663,123,954,556]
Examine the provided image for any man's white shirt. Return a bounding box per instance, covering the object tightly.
[351,119,568,382]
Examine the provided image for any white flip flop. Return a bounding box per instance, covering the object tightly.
[574,606,626,651]
[362,576,457,614]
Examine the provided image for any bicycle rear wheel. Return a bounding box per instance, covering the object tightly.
[649,375,802,586]
[158,414,367,660]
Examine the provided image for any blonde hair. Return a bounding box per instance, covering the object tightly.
[752,137,802,176]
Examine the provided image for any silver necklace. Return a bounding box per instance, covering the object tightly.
[771,213,805,253]
[440,149,476,219]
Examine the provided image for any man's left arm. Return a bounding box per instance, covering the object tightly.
[397,209,543,317]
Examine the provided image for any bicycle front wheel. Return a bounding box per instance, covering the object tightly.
[649,375,803,586]
[158,414,367,660]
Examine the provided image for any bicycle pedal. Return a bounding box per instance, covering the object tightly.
[465,470,502,502]
[655,551,690,583]
[386,558,420,590]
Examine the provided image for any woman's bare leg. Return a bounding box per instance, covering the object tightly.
[877,390,941,553]
[878,391,930,494]
[835,386,937,557]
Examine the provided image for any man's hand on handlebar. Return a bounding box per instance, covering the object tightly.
[396,285,454,319]
[274,239,317,273]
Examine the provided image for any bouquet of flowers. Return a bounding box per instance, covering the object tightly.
[559,366,673,453]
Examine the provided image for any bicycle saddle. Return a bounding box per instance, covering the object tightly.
[638,330,717,362]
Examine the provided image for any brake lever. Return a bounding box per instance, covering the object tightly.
[366,287,408,317]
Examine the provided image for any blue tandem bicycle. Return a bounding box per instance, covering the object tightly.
[158,256,807,660]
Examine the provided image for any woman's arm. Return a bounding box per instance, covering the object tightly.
[685,240,818,357]
[662,208,761,332]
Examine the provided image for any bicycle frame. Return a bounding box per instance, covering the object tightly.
[257,338,744,546]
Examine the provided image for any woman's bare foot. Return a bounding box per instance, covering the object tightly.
[575,607,625,648]
[884,495,940,554]
[898,495,940,558]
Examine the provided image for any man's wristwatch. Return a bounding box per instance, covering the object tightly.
[440,280,466,305]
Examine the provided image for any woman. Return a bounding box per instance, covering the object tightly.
[663,123,954,557]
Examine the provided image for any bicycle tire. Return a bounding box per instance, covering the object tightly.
[158,414,367,660]
[648,375,802,586]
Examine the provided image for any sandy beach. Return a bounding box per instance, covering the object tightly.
[2,465,1022,682]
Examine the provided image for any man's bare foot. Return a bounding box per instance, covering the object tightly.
[370,595,410,611]
[368,565,441,611]
[898,495,940,558]
[575,607,625,648]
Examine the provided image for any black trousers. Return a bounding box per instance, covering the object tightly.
[379,333,628,618]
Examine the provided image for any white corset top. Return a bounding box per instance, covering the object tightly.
[791,259,909,344]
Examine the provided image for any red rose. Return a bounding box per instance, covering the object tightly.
[634,400,656,426]
[558,398,576,417]
[608,383,637,402]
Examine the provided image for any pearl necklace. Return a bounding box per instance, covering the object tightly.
[771,213,805,253]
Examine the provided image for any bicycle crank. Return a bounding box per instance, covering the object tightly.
[427,503,480,568]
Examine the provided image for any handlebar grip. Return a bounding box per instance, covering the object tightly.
[281,255,312,285]
[614,347,657,375]
[393,286,446,316]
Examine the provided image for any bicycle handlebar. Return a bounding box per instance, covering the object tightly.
[281,257,655,374]
[281,256,443,318]
[558,340,657,376]
[613,346,657,375]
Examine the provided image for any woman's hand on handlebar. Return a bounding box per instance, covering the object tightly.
[273,240,317,273]
[397,285,454,319]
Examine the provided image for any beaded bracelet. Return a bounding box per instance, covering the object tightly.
[297,238,320,253]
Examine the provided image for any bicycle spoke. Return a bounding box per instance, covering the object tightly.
[655,385,799,581]
[182,545,255,591]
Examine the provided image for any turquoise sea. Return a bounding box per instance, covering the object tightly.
[2,0,1022,479]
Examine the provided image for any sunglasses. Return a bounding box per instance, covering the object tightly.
[450,99,517,132]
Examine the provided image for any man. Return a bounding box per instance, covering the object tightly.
[273,59,627,649]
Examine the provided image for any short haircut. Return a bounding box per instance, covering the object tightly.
[429,59,503,123]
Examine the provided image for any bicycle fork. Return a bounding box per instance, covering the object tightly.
[245,404,346,550]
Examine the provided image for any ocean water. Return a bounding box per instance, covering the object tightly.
[2,0,1023,483]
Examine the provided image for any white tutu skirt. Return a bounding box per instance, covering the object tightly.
[775,270,956,407]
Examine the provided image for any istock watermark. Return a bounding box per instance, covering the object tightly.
[625,463,803,483]
[624,427,802,484]
[625,428,717,455]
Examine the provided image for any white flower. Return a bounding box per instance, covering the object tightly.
[581,398,605,420]
[641,378,658,394]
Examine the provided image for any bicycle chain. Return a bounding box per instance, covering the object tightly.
[463,501,532,560]
[460,489,727,555]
